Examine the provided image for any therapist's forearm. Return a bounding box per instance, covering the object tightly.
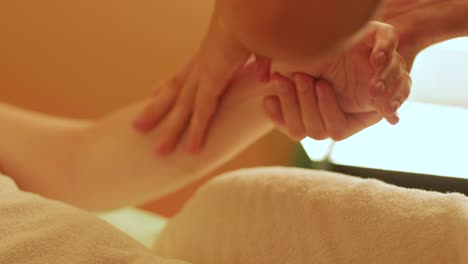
[383,0,468,67]
[70,66,273,211]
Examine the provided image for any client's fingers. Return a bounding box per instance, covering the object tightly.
[272,73,306,141]
[384,72,412,120]
[364,22,399,71]
[374,53,406,95]
[292,73,328,140]
[370,54,406,124]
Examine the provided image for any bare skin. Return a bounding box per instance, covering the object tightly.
[134,21,406,154]
[0,23,410,210]
[266,0,468,140]
[133,0,385,154]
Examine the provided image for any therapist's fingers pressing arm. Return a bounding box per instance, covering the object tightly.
[133,55,245,155]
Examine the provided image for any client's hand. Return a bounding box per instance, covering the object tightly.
[264,22,411,141]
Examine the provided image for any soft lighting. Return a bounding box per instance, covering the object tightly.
[410,37,468,108]
[330,101,468,179]
[301,37,468,179]
[300,137,333,162]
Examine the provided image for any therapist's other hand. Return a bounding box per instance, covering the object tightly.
[263,74,384,141]
[264,22,412,141]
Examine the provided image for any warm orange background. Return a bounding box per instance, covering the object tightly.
[0,1,297,216]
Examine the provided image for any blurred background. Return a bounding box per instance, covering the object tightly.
[0,0,302,216]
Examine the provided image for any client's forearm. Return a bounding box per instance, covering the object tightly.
[216,0,383,65]
[71,66,273,211]
[0,103,88,196]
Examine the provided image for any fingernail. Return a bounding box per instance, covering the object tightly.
[375,51,387,68]
[370,81,385,97]
[387,114,400,125]
[391,100,401,113]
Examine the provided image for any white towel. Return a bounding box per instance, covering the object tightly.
[154,167,468,263]
[0,174,189,264]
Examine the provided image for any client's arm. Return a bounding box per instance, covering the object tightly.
[0,64,274,211]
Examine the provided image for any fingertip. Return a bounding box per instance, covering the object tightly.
[154,143,174,156]
[385,113,400,125]
[132,119,152,133]
[187,141,201,155]
[187,132,203,155]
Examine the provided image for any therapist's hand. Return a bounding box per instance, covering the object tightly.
[380,0,465,71]
[132,15,265,155]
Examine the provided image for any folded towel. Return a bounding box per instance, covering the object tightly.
[0,173,189,264]
[154,167,468,264]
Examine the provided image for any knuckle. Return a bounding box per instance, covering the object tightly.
[289,127,307,141]
[276,82,295,95]
[330,130,347,141]
[304,124,328,140]
[308,130,328,141]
